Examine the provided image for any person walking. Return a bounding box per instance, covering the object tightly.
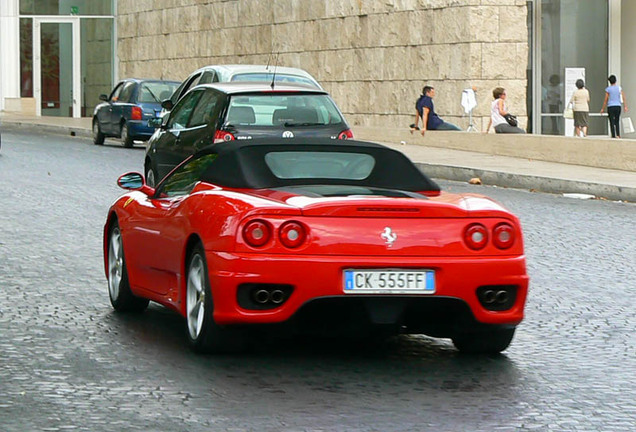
[600,75,628,138]
[485,87,525,134]
[568,79,590,137]
[413,86,461,136]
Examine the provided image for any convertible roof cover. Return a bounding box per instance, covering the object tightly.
[197,138,440,192]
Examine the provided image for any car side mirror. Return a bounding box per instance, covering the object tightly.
[161,99,174,110]
[99,94,108,101]
[117,172,155,196]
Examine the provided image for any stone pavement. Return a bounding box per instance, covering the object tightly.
[2,112,635,202]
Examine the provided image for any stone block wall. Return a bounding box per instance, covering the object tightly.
[117,0,529,131]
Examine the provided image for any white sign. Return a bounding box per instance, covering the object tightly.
[564,68,585,137]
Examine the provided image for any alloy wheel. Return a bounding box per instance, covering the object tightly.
[186,254,206,340]
[108,227,123,301]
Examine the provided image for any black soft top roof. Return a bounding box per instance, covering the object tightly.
[197,138,440,192]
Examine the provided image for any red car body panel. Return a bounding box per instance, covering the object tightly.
[105,186,528,328]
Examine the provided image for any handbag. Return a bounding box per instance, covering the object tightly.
[563,107,573,119]
[503,114,518,127]
[622,117,635,134]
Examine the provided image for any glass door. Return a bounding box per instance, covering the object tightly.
[33,18,81,117]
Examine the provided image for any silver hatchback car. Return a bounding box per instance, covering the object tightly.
[162,64,323,112]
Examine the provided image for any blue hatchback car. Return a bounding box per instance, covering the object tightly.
[92,78,179,147]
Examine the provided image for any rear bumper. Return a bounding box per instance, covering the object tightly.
[204,251,528,335]
[127,120,155,140]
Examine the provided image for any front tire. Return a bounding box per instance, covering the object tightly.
[107,221,149,312]
[145,165,158,188]
[186,244,245,353]
[452,327,516,354]
[120,122,134,148]
[93,120,105,145]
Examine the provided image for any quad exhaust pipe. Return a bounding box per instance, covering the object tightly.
[253,288,286,305]
[482,289,509,305]
[476,285,516,311]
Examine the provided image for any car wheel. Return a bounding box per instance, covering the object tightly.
[107,221,149,312]
[145,165,158,188]
[452,327,515,354]
[186,244,245,353]
[93,120,105,145]
[120,122,134,148]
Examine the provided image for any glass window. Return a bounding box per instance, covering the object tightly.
[199,71,218,84]
[167,90,203,130]
[20,19,33,98]
[158,154,219,197]
[20,0,113,15]
[188,90,221,128]
[138,82,179,103]
[540,0,607,135]
[227,94,344,127]
[109,82,123,102]
[265,152,375,180]
[119,82,135,103]
[170,72,201,105]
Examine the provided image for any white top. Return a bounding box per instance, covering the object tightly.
[461,89,477,113]
[491,99,507,127]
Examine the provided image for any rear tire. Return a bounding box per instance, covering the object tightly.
[452,327,515,354]
[107,221,149,312]
[185,244,245,353]
[121,122,134,148]
[93,120,105,145]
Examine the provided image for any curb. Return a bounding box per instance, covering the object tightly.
[2,121,93,139]
[415,162,636,203]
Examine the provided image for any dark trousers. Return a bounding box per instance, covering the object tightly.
[607,106,621,137]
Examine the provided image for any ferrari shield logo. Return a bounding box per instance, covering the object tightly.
[282,131,294,138]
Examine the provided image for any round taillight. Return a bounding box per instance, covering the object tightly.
[243,220,271,247]
[493,223,515,249]
[278,221,306,248]
[338,129,353,140]
[213,130,236,143]
[464,223,488,250]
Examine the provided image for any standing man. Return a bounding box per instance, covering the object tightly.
[413,86,461,136]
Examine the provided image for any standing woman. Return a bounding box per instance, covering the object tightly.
[485,87,525,134]
[600,75,628,138]
[568,79,590,137]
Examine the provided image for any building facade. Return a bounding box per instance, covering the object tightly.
[0,0,632,136]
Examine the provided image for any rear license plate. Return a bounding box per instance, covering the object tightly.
[343,269,435,294]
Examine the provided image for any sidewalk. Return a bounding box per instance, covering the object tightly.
[2,112,635,202]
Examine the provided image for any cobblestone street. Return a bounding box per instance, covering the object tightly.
[1,129,635,431]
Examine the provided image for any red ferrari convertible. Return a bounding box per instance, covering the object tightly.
[104,138,529,354]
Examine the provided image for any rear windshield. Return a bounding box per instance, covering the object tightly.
[225,94,345,127]
[139,82,179,103]
[231,73,318,88]
[265,151,375,180]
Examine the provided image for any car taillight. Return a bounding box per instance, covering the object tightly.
[213,130,235,143]
[278,221,307,249]
[243,220,271,247]
[464,223,488,250]
[338,129,354,140]
[493,223,515,249]
[131,106,143,120]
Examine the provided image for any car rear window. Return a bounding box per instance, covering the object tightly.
[231,73,317,88]
[265,151,375,180]
[225,94,344,127]
[139,82,179,103]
